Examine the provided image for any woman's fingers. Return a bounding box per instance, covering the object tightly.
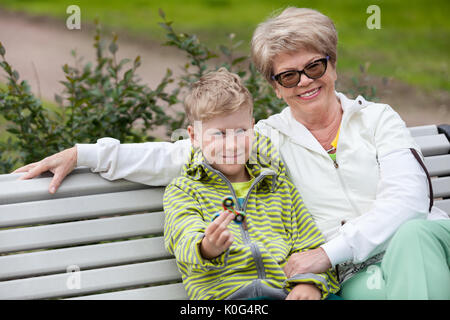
[283,252,299,277]
[284,249,331,277]
[19,160,52,179]
[48,167,70,194]
[12,162,38,174]
[13,147,78,194]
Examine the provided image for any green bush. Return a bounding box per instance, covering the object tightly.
[0,10,375,173]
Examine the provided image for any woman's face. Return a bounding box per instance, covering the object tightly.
[272,49,338,120]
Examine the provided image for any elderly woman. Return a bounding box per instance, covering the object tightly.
[15,7,449,299]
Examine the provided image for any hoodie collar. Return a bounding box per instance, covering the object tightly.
[182,132,281,192]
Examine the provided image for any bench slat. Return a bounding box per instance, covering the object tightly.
[0,125,448,300]
[424,154,450,177]
[435,199,450,215]
[67,282,187,300]
[0,237,171,281]
[0,259,181,300]
[408,125,438,137]
[0,167,91,183]
[0,212,164,254]
[432,177,450,199]
[414,134,450,157]
[0,171,150,205]
[0,189,164,228]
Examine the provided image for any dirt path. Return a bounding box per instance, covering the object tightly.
[0,10,186,101]
[0,10,449,127]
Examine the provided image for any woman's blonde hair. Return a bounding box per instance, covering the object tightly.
[184,67,253,123]
[251,7,338,83]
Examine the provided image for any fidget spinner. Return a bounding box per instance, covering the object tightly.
[212,196,246,224]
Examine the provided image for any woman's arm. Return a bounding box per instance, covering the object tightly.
[286,105,430,272]
[322,148,429,266]
[77,137,191,185]
[322,105,431,267]
[13,137,192,193]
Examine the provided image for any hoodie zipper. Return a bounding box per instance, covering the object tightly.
[202,162,275,280]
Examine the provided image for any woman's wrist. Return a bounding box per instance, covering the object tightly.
[321,235,353,267]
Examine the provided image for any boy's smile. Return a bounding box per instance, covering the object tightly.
[188,107,255,183]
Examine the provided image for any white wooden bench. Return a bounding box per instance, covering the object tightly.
[0,124,449,300]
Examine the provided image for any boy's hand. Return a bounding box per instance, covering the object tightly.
[286,283,322,300]
[200,211,235,260]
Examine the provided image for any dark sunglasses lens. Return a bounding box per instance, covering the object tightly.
[304,60,327,79]
[276,58,328,88]
[278,71,300,88]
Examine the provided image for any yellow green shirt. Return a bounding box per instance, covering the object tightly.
[329,126,340,162]
[231,167,255,207]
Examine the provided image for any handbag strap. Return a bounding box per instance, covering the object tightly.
[409,148,433,212]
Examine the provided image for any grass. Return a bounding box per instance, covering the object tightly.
[0,0,448,91]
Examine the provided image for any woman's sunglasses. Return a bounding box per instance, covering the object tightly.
[271,56,329,88]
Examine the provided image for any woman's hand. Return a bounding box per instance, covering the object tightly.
[12,146,78,194]
[286,283,322,300]
[284,247,332,277]
[200,211,235,259]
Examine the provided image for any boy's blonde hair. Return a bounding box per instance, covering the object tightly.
[184,67,253,123]
[251,7,338,84]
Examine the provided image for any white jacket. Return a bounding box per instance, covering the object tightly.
[77,92,448,267]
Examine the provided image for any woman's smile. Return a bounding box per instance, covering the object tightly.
[297,86,321,100]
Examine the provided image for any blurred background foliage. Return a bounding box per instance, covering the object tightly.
[0,0,449,173]
[0,0,448,91]
[0,11,287,173]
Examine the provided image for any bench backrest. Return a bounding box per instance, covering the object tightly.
[0,125,449,300]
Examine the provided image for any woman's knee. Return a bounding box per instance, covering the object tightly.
[392,219,430,242]
[388,219,450,254]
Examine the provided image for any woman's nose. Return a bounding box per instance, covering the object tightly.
[297,72,314,87]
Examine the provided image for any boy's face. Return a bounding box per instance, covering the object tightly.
[188,107,255,182]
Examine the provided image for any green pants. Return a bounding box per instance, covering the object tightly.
[338,219,450,300]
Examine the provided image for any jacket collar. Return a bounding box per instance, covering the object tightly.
[260,91,369,154]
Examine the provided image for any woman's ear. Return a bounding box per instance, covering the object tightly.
[274,86,282,99]
[329,61,338,83]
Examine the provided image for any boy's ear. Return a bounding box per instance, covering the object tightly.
[187,125,199,148]
[252,118,255,126]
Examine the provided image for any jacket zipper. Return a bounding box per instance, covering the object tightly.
[202,162,274,280]
[332,158,361,216]
[331,111,362,217]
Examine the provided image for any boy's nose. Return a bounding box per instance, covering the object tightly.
[223,140,238,154]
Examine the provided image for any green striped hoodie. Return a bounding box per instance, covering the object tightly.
[163,131,339,299]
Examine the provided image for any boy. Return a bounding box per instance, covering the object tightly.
[163,68,339,300]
